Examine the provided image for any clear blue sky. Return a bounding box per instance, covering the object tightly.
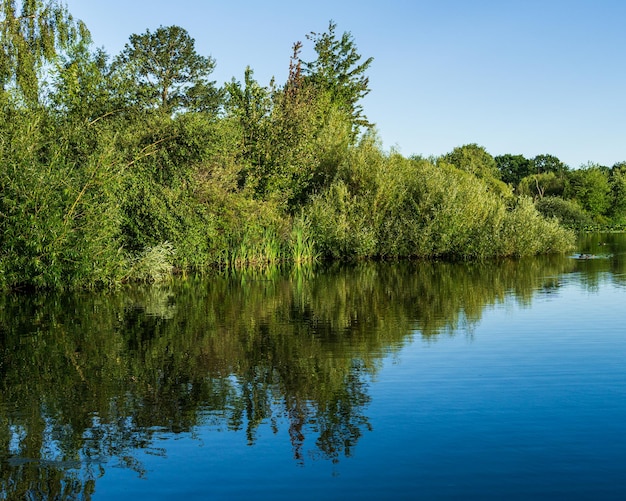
[65,0,626,169]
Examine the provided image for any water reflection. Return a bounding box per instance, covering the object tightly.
[0,233,625,499]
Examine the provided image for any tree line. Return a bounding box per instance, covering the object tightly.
[0,0,578,290]
[493,151,626,228]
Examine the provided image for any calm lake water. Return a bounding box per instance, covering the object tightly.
[1,233,625,500]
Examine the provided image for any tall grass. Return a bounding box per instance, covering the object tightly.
[290,217,319,264]
[227,228,284,270]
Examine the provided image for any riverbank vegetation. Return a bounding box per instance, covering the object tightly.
[0,1,603,290]
[495,153,626,230]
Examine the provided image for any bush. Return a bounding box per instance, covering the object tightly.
[373,156,507,259]
[500,197,575,257]
[303,151,574,262]
[305,181,377,260]
[0,109,127,289]
[126,242,175,282]
[535,196,592,228]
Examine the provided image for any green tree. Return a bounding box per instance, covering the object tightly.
[532,154,568,175]
[0,0,86,105]
[113,25,221,114]
[50,41,121,123]
[441,144,500,180]
[224,49,352,209]
[609,162,626,219]
[565,163,612,218]
[440,144,512,199]
[265,42,352,208]
[535,196,591,228]
[495,153,533,186]
[224,66,273,193]
[517,172,566,199]
[302,20,374,138]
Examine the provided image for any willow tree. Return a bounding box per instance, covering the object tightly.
[0,0,86,105]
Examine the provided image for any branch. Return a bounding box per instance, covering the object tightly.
[126,135,176,168]
[88,109,124,126]
[0,15,37,24]
[535,176,545,199]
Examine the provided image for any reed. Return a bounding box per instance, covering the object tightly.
[290,218,319,264]
[226,228,286,270]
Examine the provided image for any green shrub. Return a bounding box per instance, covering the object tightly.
[305,181,377,260]
[126,242,175,282]
[0,109,127,289]
[303,151,575,262]
[373,157,507,259]
[500,197,575,257]
[535,196,592,228]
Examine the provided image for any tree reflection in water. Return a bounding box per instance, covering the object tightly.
[2,246,622,499]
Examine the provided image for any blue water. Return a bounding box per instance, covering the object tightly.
[93,276,626,500]
[1,234,625,500]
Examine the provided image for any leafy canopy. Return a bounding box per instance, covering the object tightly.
[302,20,374,137]
[441,144,500,180]
[565,164,612,217]
[114,25,220,114]
[495,154,534,186]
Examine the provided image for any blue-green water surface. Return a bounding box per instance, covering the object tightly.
[1,233,625,499]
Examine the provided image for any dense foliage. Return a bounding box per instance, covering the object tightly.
[0,3,581,289]
[495,154,626,229]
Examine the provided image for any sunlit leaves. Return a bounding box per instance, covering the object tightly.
[113,25,220,114]
[565,164,612,219]
[303,20,374,138]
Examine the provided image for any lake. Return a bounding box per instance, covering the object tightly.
[1,233,625,500]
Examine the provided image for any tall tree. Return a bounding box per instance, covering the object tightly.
[113,25,220,114]
[0,0,86,105]
[609,162,626,219]
[302,20,373,138]
[495,153,533,186]
[441,144,500,180]
[532,154,568,175]
[565,163,612,218]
